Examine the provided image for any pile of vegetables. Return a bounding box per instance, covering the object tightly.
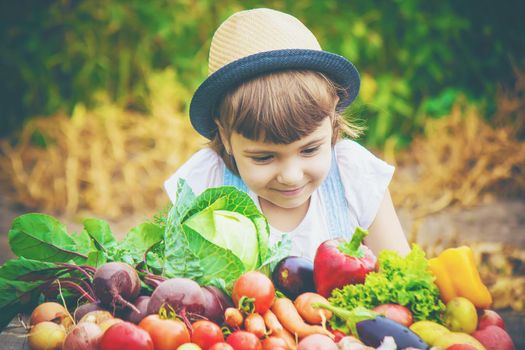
[0,180,516,349]
[0,179,289,328]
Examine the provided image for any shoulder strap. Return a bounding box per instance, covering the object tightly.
[223,165,250,193]
[319,150,353,240]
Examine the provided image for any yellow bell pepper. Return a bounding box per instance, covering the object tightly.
[428,246,492,309]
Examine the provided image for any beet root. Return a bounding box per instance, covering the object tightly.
[93,262,141,312]
[201,286,233,324]
[147,278,206,325]
[123,296,151,324]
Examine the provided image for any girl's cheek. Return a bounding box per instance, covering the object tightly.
[238,160,275,187]
[307,151,332,180]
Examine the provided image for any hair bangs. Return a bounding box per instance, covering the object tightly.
[224,70,339,144]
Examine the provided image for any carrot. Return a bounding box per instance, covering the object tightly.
[244,312,267,338]
[271,297,334,340]
[263,309,297,350]
[294,292,333,325]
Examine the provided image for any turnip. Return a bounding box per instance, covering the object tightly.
[30,301,74,330]
[28,321,66,350]
[62,322,103,350]
[147,278,206,325]
[93,262,141,312]
[79,310,114,325]
[201,286,233,324]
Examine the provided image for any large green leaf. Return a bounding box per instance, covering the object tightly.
[0,257,59,280]
[0,277,47,309]
[70,229,96,255]
[82,218,117,250]
[112,222,164,267]
[162,206,203,280]
[8,213,87,263]
[120,223,163,252]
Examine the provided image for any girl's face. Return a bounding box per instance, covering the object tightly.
[227,117,333,210]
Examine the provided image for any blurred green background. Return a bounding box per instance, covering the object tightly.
[1,0,524,147]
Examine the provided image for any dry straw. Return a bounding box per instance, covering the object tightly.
[391,99,525,219]
[0,69,205,219]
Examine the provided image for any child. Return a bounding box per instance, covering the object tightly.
[165,8,410,260]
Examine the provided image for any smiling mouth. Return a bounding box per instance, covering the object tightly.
[275,185,306,196]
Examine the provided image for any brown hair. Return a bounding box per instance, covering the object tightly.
[210,70,363,174]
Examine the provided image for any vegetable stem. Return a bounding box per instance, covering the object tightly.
[60,277,96,300]
[49,280,96,303]
[312,303,376,338]
[338,227,368,257]
[58,263,93,282]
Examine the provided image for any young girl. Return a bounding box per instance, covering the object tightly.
[165,8,410,260]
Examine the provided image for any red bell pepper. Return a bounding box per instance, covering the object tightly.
[313,227,377,298]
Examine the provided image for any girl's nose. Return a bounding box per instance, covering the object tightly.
[277,163,304,185]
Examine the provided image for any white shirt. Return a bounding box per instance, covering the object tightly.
[164,139,394,261]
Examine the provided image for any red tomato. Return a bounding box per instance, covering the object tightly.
[99,322,154,350]
[139,314,190,350]
[330,329,346,343]
[209,343,234,350]
[191,320,224,350]
[226,331,262,350]
[232,272,275,314]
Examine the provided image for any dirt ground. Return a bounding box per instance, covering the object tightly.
[1,183,524,346]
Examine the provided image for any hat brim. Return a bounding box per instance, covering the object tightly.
[189,49,360,139]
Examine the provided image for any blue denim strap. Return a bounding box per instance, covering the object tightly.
[223,165,250,193]
[319,151,353,240]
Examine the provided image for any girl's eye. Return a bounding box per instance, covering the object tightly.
[302,146,320,155]
[251,155,273,163]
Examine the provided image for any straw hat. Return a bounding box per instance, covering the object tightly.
[189,8,360,139]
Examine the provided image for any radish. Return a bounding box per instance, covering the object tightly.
[147,278,206,326]
[93,262,141,312]
[62,322,103,350]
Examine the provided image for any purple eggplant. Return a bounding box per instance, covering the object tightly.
[312,303,429,350]
[272,256,315,299]
[357,316,428,349]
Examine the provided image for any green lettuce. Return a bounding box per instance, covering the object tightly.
[328,244,445,329]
